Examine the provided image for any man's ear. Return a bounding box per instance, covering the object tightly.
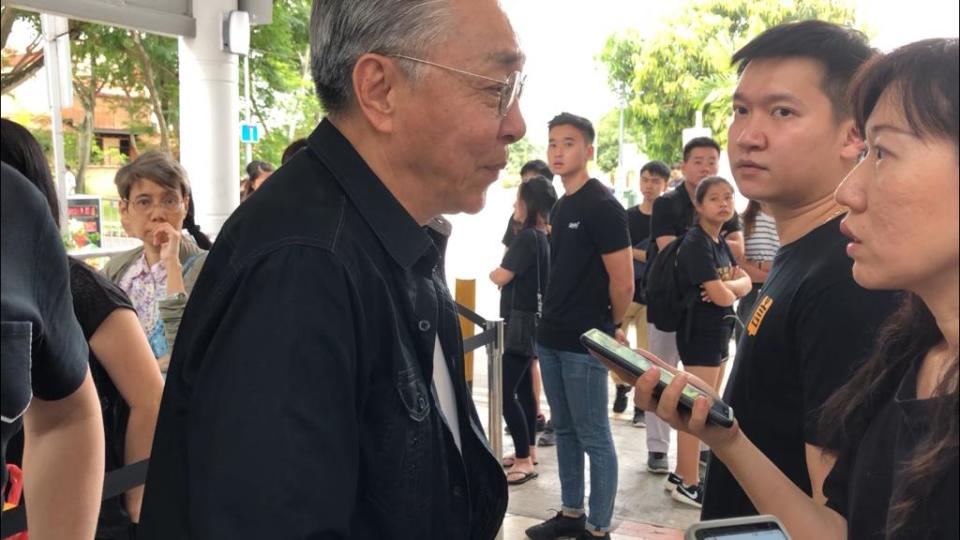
[838,118,865,161]
[352,53,400,134]
[586,144,595,161]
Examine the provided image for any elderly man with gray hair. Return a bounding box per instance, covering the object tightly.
[137,1,526,538]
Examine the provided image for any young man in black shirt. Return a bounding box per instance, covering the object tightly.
[525,113,633,540]
[698,20,899,519]
[644,138,743,474]
[612,160,668,426]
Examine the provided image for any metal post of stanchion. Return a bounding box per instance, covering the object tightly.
[486,319,504,462]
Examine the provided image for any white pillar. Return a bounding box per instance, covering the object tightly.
[178,0,239,235]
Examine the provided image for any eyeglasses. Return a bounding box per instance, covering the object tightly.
[124,195,185,215]
[390,54,525,117]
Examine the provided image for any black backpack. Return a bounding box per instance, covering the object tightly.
[645,234,696,334]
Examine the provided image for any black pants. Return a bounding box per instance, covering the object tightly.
[502,352,537,459]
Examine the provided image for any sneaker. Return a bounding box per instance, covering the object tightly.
[612,385,630,413]
[632,407,645,428]
[576,531,611,540]
[671,482,704,509]
[524,511,586,540]
[647,451,669,474]
[537,420,556,447]
[662,472,682,492]
[536,414,546,433]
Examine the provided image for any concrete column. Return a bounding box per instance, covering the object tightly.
[178,0,239,235]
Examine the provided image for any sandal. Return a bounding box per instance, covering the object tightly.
[501,455,539,468]
[506,469,539,485]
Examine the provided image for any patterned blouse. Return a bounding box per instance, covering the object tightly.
[117,253,169,358]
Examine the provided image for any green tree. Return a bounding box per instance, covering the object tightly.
[599,0,863,164]
[502,137,544,187]
[243,0,322,168]
[595,108,641,174]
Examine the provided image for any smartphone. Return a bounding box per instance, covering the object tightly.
[580,328,735,428]
[685,515,790,539]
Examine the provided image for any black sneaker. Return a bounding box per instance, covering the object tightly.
[612,385,630,413]
[647,451,669,474]
[525,511,586,540]
[632,407,645,428]
[576,531,611,540]
[671,481,704,509]
[662,472,682,492]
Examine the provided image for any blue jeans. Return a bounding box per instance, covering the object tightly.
[537,345,619,532]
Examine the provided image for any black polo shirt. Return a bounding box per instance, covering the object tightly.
[138,120,506,540]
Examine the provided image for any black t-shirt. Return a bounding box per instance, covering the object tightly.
[677,225,735,335]
[823,361,959,540]
[502,215,520,248]
[627,205,652,303]
[701,216,900,519]
[499,228,549,319]
[538,178,631,352]
[1,164,88,492]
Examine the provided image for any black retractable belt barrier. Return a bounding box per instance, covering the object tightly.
[455,302,497,354]
[1,458,149,538]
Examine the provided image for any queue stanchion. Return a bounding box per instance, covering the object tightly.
[486,318,505,463]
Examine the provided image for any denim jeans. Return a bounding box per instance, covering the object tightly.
[537,345,619,532]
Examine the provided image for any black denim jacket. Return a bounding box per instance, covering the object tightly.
[138,120,507,539]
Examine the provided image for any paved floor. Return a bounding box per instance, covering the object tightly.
[469,347,704,539]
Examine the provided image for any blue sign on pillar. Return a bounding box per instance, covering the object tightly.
[240,122,260,144]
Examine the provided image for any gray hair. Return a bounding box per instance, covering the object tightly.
[310,0,453,115]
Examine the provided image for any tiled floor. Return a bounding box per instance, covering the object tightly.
[469,346,706,539]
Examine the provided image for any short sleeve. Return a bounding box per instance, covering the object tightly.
[585,196,630,255]
[69,258,134,340]
[721,212,743,234]
[501,229,536,274]
[796,282,899,446]
[502,216,517,247]
[32,196,88,401]
[823,443,853,518]
[651,195,681,240]
[678,231,720,285]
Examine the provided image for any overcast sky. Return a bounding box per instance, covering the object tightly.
[500,0,960,148]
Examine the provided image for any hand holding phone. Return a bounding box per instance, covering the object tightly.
[580,329,734,428]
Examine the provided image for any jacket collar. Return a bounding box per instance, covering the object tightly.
[307,119,438,271]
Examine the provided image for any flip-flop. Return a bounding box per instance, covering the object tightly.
[501,456,539,468]
[506,470,539,485]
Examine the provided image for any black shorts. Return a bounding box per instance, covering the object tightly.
[677,318,734,367]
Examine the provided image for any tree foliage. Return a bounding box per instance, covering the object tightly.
[598,0,863,164]
[502,137,544,187]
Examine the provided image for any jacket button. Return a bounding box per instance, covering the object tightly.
[452,485,464,497]
[417,395,427,412]
[418,320,430,331]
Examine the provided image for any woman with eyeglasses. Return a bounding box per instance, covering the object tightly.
[104,151,210,371]
[634,38,958,539]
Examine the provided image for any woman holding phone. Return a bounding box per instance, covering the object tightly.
[635,38,958,539]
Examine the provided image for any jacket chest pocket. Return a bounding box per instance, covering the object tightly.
[367,366,434,521]
[1,322,34,425]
